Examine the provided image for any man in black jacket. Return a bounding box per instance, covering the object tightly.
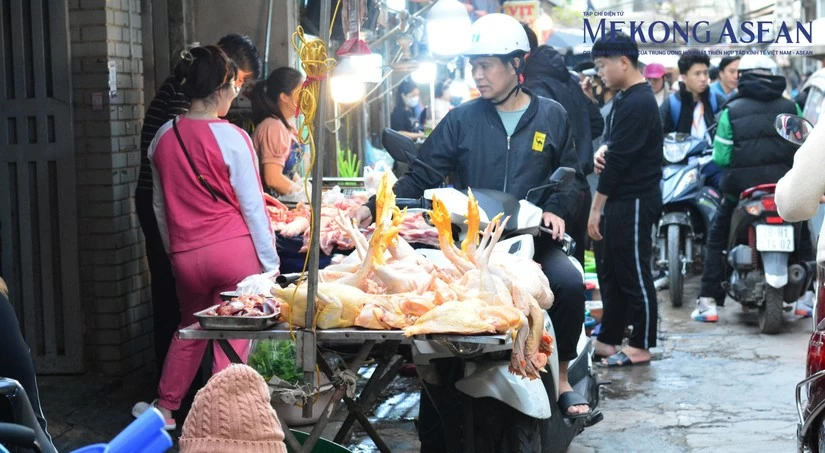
[589,32,663,367]
[692,56,805,322]
[523,37,604,265]
[353,13,590,434]
[660,51,726,137]
[660,51,726,189]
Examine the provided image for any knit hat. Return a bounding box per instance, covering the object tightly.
[180,364,287,453]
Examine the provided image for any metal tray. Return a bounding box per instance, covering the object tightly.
[194,305,280,331]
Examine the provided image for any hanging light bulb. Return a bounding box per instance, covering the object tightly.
[426,0,472,57]
[330,56,366,104]
[411,61,437,85]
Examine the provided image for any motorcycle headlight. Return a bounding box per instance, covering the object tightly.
[663,141,691,163]
[673,168,699,196]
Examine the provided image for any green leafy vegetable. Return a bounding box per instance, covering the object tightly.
[337,148,360,178]
[248,340,303,385]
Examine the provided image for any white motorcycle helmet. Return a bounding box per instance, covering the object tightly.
[737,54,778,75]
[464,14,530,105]
[464,13,531,57]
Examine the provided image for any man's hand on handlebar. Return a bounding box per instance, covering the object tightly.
[542,212,565,240]
[593,145,608,175]
[351,205,373,228]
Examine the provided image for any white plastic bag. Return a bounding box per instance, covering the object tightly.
[278,178,312,204]
[235,270,279,296]
[363,162,397,195]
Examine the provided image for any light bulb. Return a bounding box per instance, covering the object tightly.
[426,0,472,57]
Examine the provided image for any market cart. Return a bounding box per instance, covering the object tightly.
[177,323,407,453]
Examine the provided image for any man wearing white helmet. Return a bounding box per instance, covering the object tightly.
[352,13,590,440]
[692,54,809,323]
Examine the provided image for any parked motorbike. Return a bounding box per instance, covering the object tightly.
[720,115,815,334]
[0,378,172,453]
[773,113,825,451]
[655,132,722,307]
[382,129,603,453]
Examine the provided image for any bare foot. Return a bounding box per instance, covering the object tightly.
[592,339,619,358]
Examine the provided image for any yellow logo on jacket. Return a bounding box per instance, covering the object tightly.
[532,132,546,152]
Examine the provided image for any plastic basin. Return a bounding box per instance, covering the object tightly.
[286,430,352,453]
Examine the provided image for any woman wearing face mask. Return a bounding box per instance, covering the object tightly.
[251,67,305,196]
[391,78,426,141]
[132,45,279,430]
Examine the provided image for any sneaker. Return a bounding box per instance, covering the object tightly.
[691,297,719,322]
[796,291,815,318]
[132,399,176,431]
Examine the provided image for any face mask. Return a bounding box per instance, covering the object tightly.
[404,96,419,108]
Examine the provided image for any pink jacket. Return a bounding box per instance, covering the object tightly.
[149,117,279,272]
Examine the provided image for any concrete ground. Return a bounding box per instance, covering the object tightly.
[40,274,810,452]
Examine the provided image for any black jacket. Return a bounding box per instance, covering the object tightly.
[660,81,726,136]
[370,88,584,222]
[598,82,664,200]
[721,72,799,196]
[523,45,604,176]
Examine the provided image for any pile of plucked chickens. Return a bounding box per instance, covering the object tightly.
[273,174,555,379]
[264,191,439,255]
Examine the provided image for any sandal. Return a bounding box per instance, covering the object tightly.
[597,351,650,368]
[558,391,591,420]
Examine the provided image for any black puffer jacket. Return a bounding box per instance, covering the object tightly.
[369,88,584,222]
[523,45,603,176]
[722,72,799,195]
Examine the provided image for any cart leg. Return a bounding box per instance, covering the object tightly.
[334,340,402,444]
[315,349,393,453]
[214,339,243,364]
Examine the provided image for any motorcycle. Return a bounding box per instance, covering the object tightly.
[382,129,603,453]
[0,378,172,453]
[720,115,815,334]
[776,113,825,452]
[655,132,722,307]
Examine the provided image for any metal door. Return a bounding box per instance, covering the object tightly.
[0,0,83,373]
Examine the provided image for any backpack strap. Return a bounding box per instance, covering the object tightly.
[668,93,680,127]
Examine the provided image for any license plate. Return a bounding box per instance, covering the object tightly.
[755,224,794,252]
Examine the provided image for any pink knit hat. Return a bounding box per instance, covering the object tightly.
[179,364,287,453]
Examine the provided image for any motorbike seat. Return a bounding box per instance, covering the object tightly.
[740,183,777,201]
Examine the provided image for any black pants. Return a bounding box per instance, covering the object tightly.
[0,293,56,453]
[568,186,592,266]
[596,196,660,350]
[135,188,181,367]
[534,236,586,362]
[701,195,816,304]
[699,196,736,304]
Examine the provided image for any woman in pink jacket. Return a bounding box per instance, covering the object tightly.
[132,45,279,429]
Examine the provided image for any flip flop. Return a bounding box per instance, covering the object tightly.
[558,391,592,420]
[597,351,650,368]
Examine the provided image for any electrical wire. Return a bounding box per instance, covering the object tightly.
[289,26,336,337]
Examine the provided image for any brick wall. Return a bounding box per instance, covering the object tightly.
[69,0,152,376]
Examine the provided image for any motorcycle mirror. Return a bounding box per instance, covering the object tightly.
[525,167,576,203]
[381,128,417,164]
[775,114,813,145]
[550,167,575,185]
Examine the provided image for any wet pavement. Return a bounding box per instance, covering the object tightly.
[40,274,810,452]
[569,275,809,453]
